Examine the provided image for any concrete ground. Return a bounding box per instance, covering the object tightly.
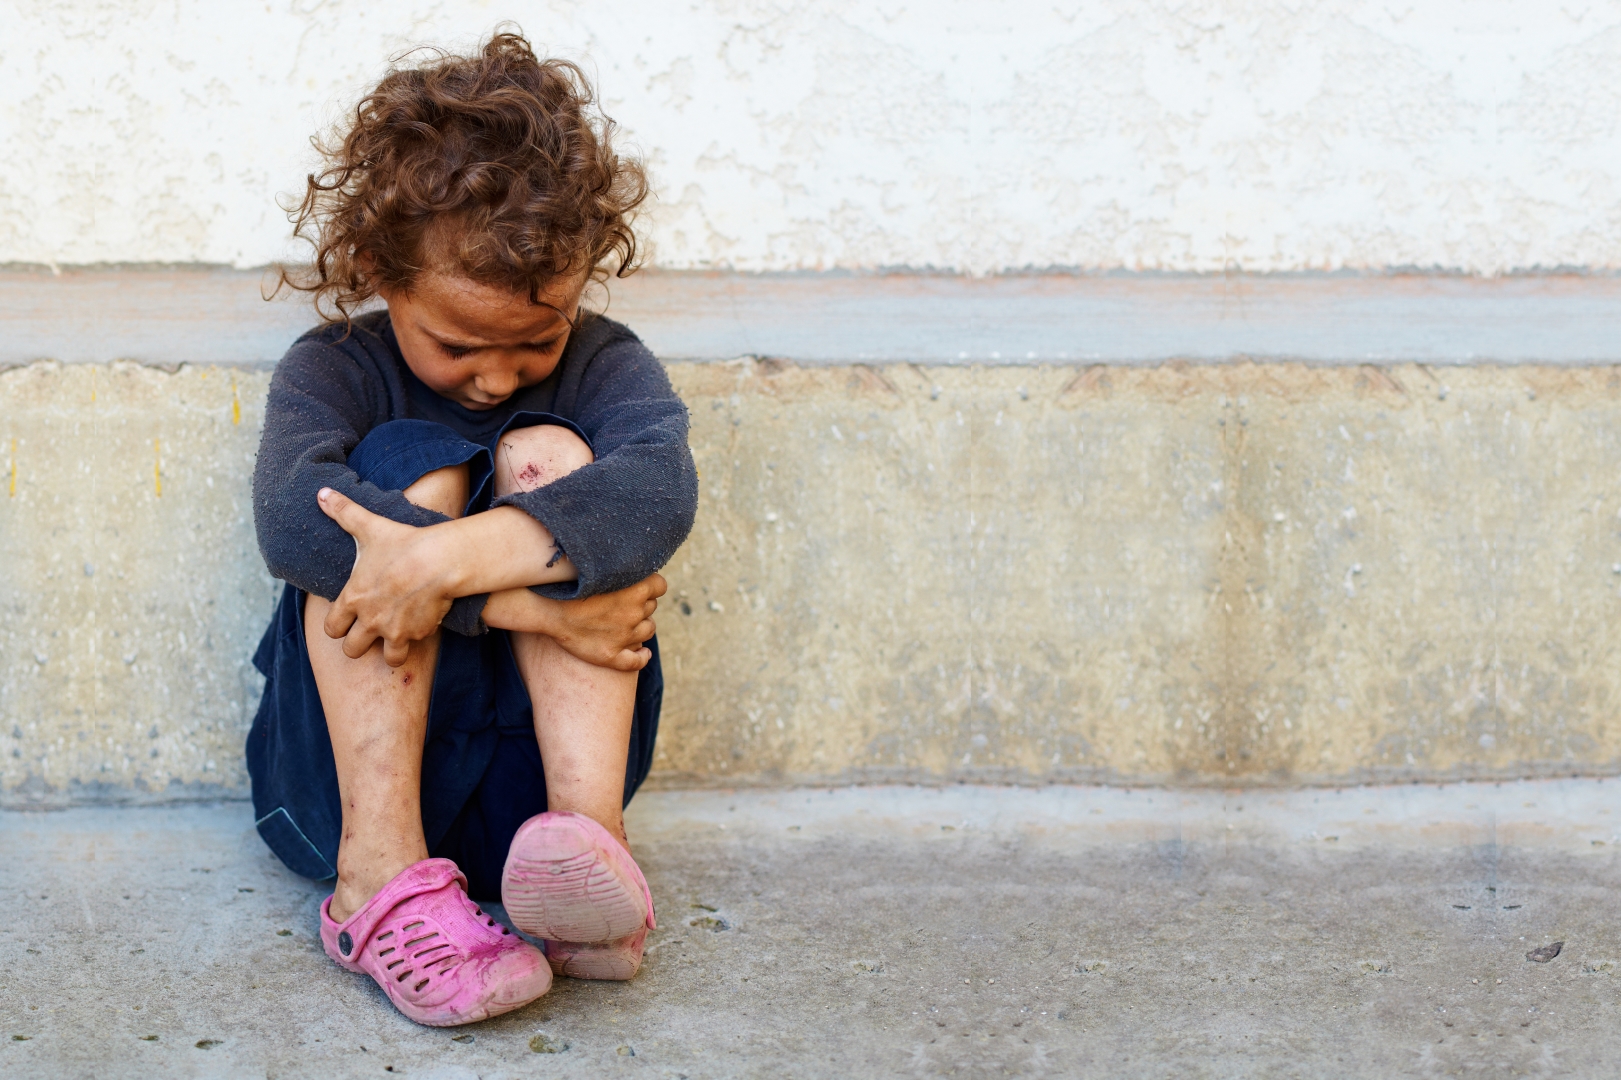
[4,782,1620,1079]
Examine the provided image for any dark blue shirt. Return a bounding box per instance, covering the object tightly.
[252,309,698,635]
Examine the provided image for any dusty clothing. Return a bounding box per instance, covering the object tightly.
[248,417,662,894]
[251,309,698,636]
[246,306,693,891]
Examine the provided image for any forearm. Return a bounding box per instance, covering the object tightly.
[481,586,566,635]
[428,506,578,597]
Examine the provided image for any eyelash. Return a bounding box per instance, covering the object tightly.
[438,342,557,358]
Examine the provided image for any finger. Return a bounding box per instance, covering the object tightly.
[342,622,380,660]
[382,636,410,668]
[642,597,659,617]
[632,617,655,643]
[645,573,668,599]
[317,487,378,539]
[323,593,358,639]
[612,646,652,672]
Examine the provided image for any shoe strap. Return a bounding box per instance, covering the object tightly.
[328,858,466,960]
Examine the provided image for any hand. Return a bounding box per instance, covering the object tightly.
[483,573,665,671]
[550,573,666,670]
[317,487,455,666]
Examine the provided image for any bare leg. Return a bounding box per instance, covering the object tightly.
[497,425,640,847]
[511,633,639,845]
[314,463,470,922]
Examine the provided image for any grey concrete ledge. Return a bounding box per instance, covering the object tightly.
[6,266,1621,366]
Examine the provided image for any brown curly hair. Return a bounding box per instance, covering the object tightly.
[276,30,648,323]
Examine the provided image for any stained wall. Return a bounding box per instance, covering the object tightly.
[6,357,1620,802]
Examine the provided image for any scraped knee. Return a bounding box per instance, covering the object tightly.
[495,424,593,497]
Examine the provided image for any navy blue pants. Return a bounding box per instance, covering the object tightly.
[246,416,661,901]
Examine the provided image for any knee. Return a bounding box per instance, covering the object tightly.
[402,462,471,519]
[495,424,594,497]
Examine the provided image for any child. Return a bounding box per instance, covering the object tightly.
[246,32,697,1027]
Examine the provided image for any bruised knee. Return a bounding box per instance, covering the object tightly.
[495,424,593,497]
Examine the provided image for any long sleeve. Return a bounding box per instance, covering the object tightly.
[493,324,699,600]
[251,324,488,636]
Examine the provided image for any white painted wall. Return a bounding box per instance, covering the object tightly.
[2,1,1620,274]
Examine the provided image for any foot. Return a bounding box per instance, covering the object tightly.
[501,811,655,979]
[329,856,422,924]
[322,858,551,1026]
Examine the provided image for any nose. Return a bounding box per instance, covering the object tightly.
[475,364,520,401]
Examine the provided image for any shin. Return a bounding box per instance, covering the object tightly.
[313,462,469,921]
[498,425,639,846]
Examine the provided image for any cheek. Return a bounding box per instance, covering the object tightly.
[526,355,564,384]
[411,355,471,393]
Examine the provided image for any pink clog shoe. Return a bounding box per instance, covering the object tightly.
[542,928,650,981]
[501,811,656,980]
[321,858,551,1026]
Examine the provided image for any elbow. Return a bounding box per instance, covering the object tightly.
[256,531,298,586]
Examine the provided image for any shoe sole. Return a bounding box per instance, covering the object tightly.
[546,932,646,981]
[502,814,647,943]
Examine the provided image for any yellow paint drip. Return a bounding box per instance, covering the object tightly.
[231,373,241,425]
[154,439,162,497]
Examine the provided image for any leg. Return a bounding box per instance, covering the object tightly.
[314,462,470,922]
[496,425,639,846]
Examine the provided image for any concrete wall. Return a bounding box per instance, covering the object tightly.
[7,345,1621,803]
[6,1,1621,274]
[6,5,1621,803]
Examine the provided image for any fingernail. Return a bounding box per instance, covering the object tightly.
[318,488,332,501]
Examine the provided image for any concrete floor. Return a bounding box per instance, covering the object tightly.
[3,782,1620,1079]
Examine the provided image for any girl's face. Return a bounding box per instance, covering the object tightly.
[380,271,586,410]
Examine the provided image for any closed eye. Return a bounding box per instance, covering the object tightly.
[438,342,476,359]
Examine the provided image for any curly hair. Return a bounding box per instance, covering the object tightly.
[276,30,648,324]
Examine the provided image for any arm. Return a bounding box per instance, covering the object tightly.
[482,574,665,671]
[252,325,489,636]
[311,493,578,664]
[492,326,698,600]
[313,486,665,668]
[318,322,698,661]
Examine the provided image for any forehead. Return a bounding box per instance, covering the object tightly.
[408,272,582,341]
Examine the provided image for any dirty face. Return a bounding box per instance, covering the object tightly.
[380,271,586,410]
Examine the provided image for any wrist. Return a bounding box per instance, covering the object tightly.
[482,587,564,635]
[419,518,476,599]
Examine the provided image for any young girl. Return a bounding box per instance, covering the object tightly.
[247,33,696,1027]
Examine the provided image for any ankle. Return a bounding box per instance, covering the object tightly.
[546,802,627,849]
[328,877,373,925]
[330,852,427,923]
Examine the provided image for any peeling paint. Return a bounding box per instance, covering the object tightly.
[5,3,1621,273]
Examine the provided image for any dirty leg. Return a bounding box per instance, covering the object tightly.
[497,425,639,848]
[310,462,470,922]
